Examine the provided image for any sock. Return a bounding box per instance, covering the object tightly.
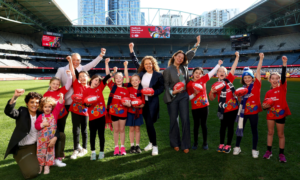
[136,144,139,146]
[121,145,125,148]
[92,150,95,153]
[267,146,272,152]
[131,143,134,146]
[279,148,284,155]
[115,145,119,148]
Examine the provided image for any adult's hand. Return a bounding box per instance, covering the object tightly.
[48,137,57,148]
[10,89,25,104]
[172,87,184,95]
[129,43,134,53]
[100,48,106,57]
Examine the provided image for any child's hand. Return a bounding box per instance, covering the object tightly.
[66,70,71,75]
[193,89,200,95]
[218,60,223,66]
[124,61,128,67]
[66,56,72,62]
[259,53,264,59]
[196,35,201,43]
[235,51,239,57]
[113,67,118,73]
[210,87,217,94]
[48,137,57,148]
[262,103,271,109]
[58,93,64,104]
[105,58,110,64]
[282,56,288,65]
[42,121,50,128]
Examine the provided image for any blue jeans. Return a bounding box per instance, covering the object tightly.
[167,92,190,150]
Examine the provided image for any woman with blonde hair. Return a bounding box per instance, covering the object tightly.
[163,35,201,153]
[128,43,164,156]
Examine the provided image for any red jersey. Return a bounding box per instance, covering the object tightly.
[187,74,210,110]
[212,72,238,113]
[82,81,107,121]
[108,81,129,118]
[244,79,262,115]
[43,87,68,119]
[264,81,291,120]
[127,87,145,114]
[69,79,89,116]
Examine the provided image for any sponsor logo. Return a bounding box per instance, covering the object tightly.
[270,97,279,101]
[113,95,121,100]
[130,94,136,98]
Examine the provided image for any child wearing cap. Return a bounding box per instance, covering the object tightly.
[233,53,264,158]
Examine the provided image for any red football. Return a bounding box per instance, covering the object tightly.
[121,97,131,104]
[173,82,185,91]
[263,98,274,106]
[83,95,98,104]
[212,82,226,92]
[141,88,154,95]
[131,98,143,106]
[192,83,203,92]
[235,87,248,96]
[71,94,82,103]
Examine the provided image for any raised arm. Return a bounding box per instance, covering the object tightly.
[82,48,106,71]
[67,56,76,82]
[186,35,201,63]
[281,56,288,84]
[124,61,129,83]
[208,60,223,79]
[129,43,141,69]
[256,53,264,82]
[107,66,118,84]
[4,89,25,119]
[105,58,110,75]
[64,70,72,90]
[230,51,240,75]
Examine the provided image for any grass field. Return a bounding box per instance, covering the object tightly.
[0,79,300,180]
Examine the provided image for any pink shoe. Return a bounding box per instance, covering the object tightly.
[120,147,126,155]
[223,145,231,153]
[217,144,224,152]
[279,154,287,163]
[263,150,272,159]
[114,147,120,156]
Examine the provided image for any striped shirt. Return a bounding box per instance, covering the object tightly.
[19,115,38,146]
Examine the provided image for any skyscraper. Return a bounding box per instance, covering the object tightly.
[108,0,141,25]
[78,0,105,25]
[160,14,182,26]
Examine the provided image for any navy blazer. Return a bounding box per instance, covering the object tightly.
[4,100,59,159]
[130,52,165,122]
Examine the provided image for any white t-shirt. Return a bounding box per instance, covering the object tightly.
[141,72,153,101]
[19,115,38,146]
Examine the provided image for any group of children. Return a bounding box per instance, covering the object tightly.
[34,49,291,175]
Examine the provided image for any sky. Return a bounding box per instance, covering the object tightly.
[55,0,261,23]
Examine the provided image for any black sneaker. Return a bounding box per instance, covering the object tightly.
[135,146,142,153]
[130,146,136,154]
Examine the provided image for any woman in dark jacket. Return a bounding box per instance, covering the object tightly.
[163,35,201,153]
[129,43,165,156]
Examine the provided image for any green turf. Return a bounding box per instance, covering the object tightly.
[0,79,300,180]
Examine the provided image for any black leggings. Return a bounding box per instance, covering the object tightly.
[57,105,70,133]
[220,109,238,145]
[143,101,157,146]
[71,112,88,150]
[89,116,106,151]
[235,114,259,150]
[192,106,208,146]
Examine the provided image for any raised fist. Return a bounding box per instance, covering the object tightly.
[123,61,128,67]
[235,51,239,57]
[282,56,288,63]
[105,58,110,64]
[14,89,25,98]
[129,43,134,49]
[218,60,223,65]
[66,56,72,62]
[196,35,201,43]
[101,48,106,55]
[113,66,118,73]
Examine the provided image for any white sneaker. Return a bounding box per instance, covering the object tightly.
[70,150,79,159]
[152,146,158,156]
[233,147,241,155]
[54,159,66,167]
[78,148,88,157]
[78,144,83,152]
[252,150,259,158]
[144,142,153,151]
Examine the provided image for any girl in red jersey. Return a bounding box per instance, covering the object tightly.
[82,58,117,160]
[187,60,223,150]
[106,63,131,156]
[67,56,91,160]
[262,56,291,163]
[233,53,264,158]
[43,71,72,167]
[124,61,145,154]
[209,51,239,153]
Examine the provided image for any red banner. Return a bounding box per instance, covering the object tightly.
[130,26,170,38]
[42,35,61,48]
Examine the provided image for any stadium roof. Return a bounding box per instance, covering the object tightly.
[223,0,300,35]
[0,0,72,34]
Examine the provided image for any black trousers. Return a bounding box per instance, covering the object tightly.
[57,105,70,133]
[192,106,209,146]
[71,112,88,150]
[143,101,157,146]
[220,109,238,146]
[89,116,106,151]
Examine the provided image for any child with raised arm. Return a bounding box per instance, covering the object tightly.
[262,56,291,163]
[209,52,240,153]
[187,60,222,150]
[35,93,64,174]
[124,61,145,154]
[233,53,264,158]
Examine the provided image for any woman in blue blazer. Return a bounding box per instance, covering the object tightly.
[129,43,164,156]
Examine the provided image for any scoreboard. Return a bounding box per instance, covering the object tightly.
[230,34,256,48]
